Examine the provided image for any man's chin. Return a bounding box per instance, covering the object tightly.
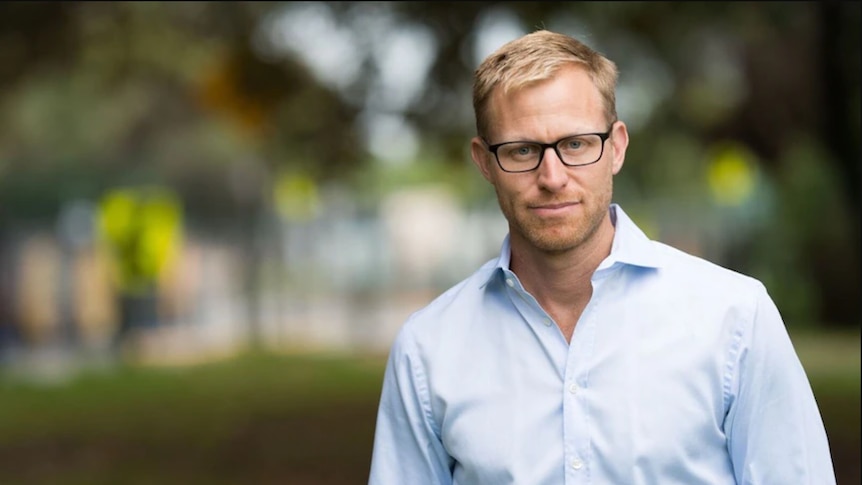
[525,231,583,254]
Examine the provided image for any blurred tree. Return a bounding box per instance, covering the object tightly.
[0,1,858,329]
[0,1,365,348]
[0,1,363,221]
[325,1,861,326]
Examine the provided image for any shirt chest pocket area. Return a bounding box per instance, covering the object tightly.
[437,382,565,482]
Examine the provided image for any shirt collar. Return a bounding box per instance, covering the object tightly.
[604,203,663,269]
[481,203,662,288]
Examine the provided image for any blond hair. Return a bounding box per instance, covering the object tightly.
[472,30,619,138]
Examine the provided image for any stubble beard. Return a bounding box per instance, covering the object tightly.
[497,186,612,255]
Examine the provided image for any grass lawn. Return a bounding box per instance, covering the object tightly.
[0,350,388,485]
[0,327,858,485]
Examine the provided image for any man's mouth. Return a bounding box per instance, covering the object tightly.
[529,201,580,216]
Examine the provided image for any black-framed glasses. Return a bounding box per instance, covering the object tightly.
[484,129,612,173]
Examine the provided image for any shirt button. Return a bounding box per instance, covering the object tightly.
[543,318,552,326]
[506,278,514,287]
[571,458,584,470]
[568,383,579,394]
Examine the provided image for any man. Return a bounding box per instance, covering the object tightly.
[368,29,835,484]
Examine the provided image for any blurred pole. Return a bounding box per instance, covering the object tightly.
[819,1,861,216]
[0,219,17,361]
[229,159,269,350]
[55,199,97,350]
[817,1,861,327]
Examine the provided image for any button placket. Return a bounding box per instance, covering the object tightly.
[505,274,557,332]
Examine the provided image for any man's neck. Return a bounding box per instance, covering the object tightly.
[508,213,616,340]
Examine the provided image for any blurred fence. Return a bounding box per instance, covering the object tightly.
[0,183,508,380]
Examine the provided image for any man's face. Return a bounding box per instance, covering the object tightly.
[470,64,629,254]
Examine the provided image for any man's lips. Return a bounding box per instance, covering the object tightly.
[532,202,578,209]
[529,201,580,215]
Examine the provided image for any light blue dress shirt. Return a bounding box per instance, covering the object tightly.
[369,204,835,485]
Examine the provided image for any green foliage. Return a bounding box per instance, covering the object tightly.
[0,1,857,328]
[348,153,493,212]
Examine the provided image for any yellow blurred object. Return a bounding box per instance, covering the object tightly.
[707,143,757,207]
[274,171,320,222]
[97,187,183,295]
[100,190,138,249]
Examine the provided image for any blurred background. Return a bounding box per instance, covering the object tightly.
[0,2,858,484]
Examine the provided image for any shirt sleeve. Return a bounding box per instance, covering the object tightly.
[725,282,836,484]
[368,324,454,485]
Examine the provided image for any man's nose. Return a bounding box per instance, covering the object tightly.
[535,147,568,191]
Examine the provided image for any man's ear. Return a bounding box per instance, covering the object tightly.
[471,137,495,183]
[610,121,629,175]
